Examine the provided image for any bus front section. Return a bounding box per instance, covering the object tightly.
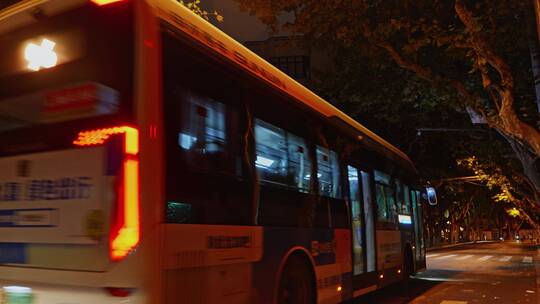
[0,1,144,303]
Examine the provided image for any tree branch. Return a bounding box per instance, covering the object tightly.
[360,24,478,106]
[454,0,514,92]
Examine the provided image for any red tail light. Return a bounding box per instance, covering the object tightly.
[74,126,140,261]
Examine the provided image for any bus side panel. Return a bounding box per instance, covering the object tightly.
[162,224,263,304]
[253,227,348,304]
[375,230,402,286]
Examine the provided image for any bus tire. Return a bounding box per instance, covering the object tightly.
[277,254,316,304]
[403,245,414,278]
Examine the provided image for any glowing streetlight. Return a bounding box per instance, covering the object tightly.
[24,38,58,71]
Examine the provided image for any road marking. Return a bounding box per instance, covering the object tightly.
[477,255,493,261]
[455,255,473,260]
[427,253,440,258]
[499,256,512,262]
[434,254,457,260]
[522,256,533,263]
[440,301,468,304]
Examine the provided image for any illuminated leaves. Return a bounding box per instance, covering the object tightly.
[177,0,224,22]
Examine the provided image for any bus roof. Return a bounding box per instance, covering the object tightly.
[0,0,415,170]
[153,0,415,170]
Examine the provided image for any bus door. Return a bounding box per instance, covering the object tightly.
[347,166,377,294]
[411,190,426,270]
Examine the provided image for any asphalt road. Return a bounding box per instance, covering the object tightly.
[352,241,538,304]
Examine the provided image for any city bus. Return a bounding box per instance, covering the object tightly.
[0,0,429,303]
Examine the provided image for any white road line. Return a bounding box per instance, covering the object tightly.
[499,256,512,262]
[434,254,457,260]
[427,253,441,258]
[477,255,493,261]
[455,255,473,260]
[522,256,533,263]
[440,301,468,304]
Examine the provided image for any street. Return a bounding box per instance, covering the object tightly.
[353,242,538,304]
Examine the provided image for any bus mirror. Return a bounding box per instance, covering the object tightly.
[426,187,438,205]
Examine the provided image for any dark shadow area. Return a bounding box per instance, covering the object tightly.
[347,278,441,304]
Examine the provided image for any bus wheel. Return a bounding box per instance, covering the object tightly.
[277,255,315,304]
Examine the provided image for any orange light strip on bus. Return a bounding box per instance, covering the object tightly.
[90,0,126,6]
[111,157,140,261]
[73,126,140,261]
[73,126,139,155]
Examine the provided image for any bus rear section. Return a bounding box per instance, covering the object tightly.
[0,1,145,303]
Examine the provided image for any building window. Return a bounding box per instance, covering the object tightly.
[269,56,310,80]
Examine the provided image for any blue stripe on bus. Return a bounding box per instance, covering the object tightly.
[253,227,336,304]
[0,243,26,264]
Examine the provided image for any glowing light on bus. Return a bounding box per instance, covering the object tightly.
[24,38,58,71]
[90,0,126,5]
[73,126,139,155]
[73,126,140,261]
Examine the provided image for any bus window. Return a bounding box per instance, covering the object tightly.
[255,119,289,186]
[361,171,377,272]
[374,170,397,223]
[287,133,311,192]
[348,166,364,274]
[316,146,342,198]
[178,91,230,171]
[402,184,412,215]
[163,32,250,225]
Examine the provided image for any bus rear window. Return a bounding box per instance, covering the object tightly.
[0,2,133,137]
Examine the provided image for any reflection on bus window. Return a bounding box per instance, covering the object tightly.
[361,170,377,272]
[402,184,412,215]
[287,133,311,192]
[255,119,288,186]
[374,170,397,223]
[317,146,341,198]
[348,166,364,275]
[179,94,226,154]
[254,119,312,191]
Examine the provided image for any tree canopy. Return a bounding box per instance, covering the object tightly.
[234,0,540,201]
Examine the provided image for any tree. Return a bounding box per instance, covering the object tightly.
[177,0,223,22]
[234,0,540,199]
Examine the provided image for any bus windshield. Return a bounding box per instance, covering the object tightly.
[0,1,133,155]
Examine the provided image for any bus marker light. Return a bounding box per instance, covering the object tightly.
[379,274,384,279]
[398,269,401,274]
[337,286,342,292]
[24,38,57,71]
[90,0,126,5]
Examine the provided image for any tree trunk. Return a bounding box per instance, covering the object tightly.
[528,34,540,114]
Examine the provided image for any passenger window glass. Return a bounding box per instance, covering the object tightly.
[348,166,364,274]
[179,94,226,153]
[255,119,289,186]
[402,184,411,215]
[163,31,249,225]
[317,146,342,198]
[374,170,397,223]
[287,133,311,192]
